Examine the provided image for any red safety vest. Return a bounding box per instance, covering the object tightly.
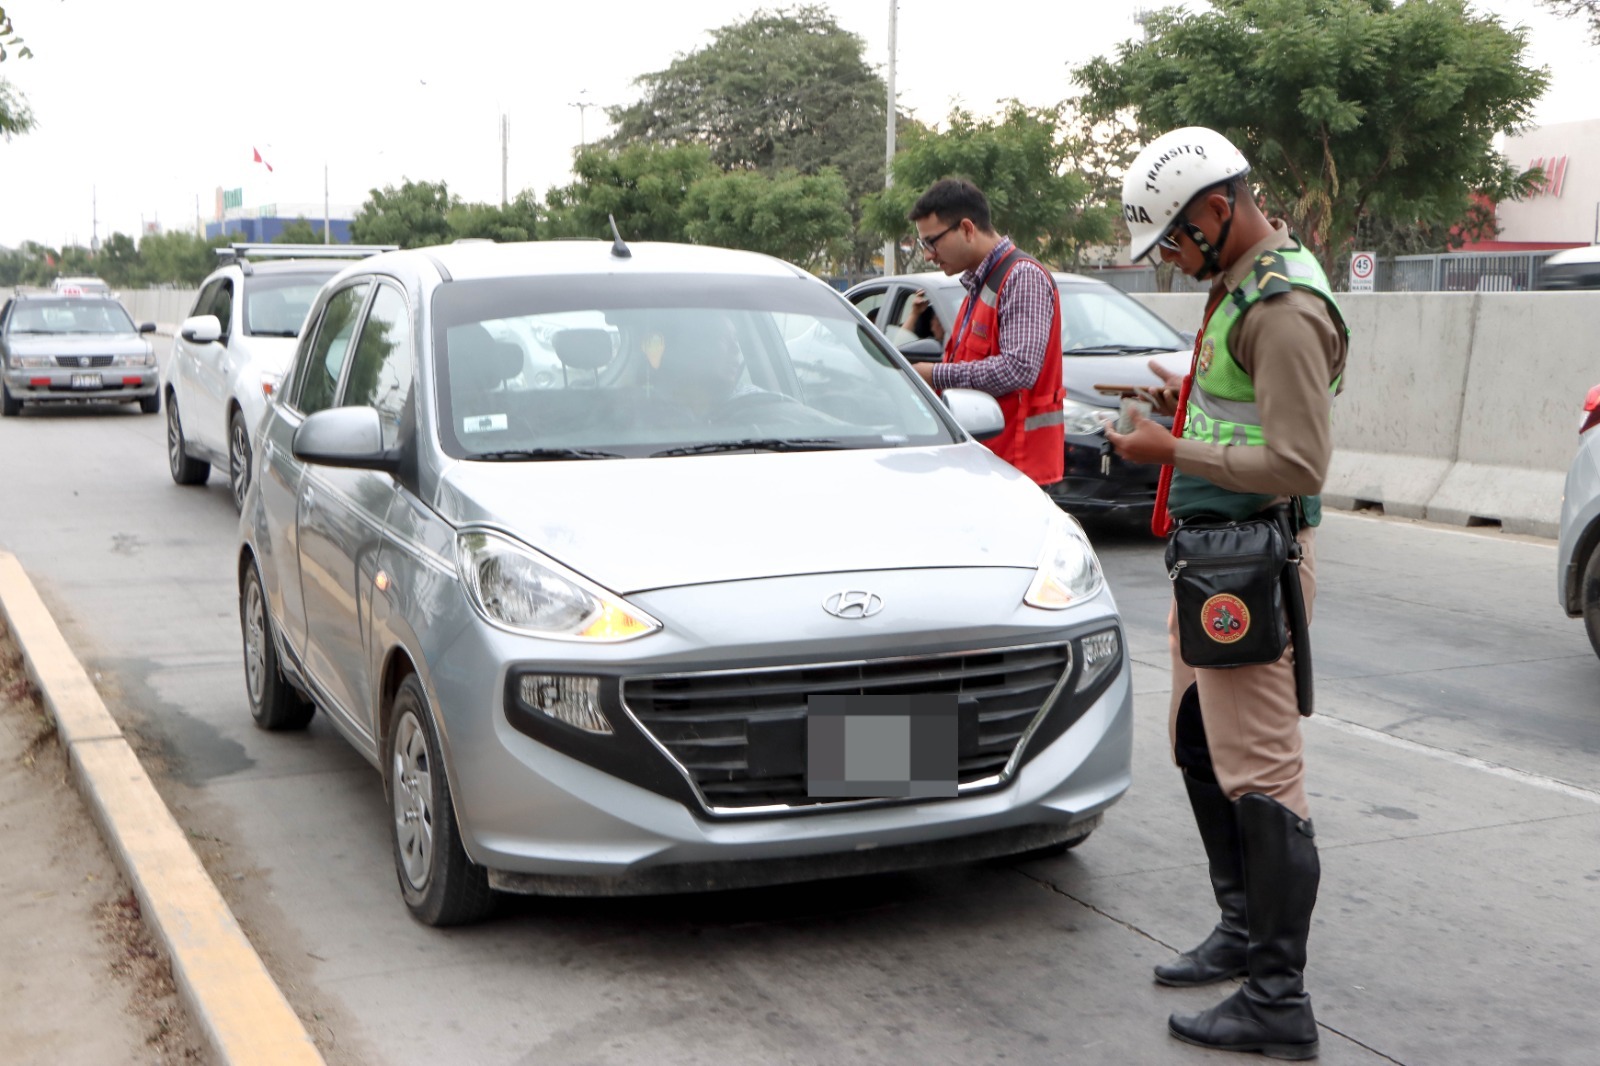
[944,247,1066,485]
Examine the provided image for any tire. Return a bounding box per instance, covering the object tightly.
[388,675,495,927]
[227,409,252,513]
[138,393,160,415]
[1,383,20,417]
[1582,542,1600,660]
[240,564,315,731]
[166,393,211,486]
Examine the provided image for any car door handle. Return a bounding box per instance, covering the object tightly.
[303,484,314,506]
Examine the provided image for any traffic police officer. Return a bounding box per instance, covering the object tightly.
[1106,127,1348,1060]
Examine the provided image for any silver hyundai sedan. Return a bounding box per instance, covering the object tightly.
[239,238,1132,925]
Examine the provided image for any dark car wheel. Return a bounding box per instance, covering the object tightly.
[240,564,315,731]
[388,675,495,927]
[1582,542,1600,660]
[228,409,252,512]
[138,393,160,415]
[166,394,211,486]
[1,383,20,417]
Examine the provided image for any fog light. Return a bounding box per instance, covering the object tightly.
[518,674,611,734]
[1077,628,1122,690]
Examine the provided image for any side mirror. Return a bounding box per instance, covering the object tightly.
[942,388,1006,442]
[898,337,944,363]
[292,407,399,473]
[179,314,222,344]
[138,322,157,335]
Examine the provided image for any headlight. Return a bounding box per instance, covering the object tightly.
[456,529,660,641]
[1024,515,1105,609]
[113,351,156,367]
[10,355,51,368]
[1062,398,1110,436]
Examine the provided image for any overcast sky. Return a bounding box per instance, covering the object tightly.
[0,0,1592,249]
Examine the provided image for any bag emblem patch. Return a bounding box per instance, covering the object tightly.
[1198,337,1216,375]
[1201,593,1250,644]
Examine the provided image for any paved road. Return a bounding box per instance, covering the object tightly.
[1,394,1597,1065]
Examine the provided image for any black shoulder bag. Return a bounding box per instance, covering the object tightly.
[1164,504,1313,715]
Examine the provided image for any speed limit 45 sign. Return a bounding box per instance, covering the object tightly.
[1349,251,1376,292]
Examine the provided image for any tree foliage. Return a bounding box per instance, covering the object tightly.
[862,103,1117,271]
[606,6,892,273]
[448,192,541,243]
[350,179,458,248]
[1,5,35,140]
[274,218,327,244]
[1076,0,1549,275]
[684,168,851,269]
[544,143,719,242]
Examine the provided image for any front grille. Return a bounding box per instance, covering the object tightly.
[622,643,1073,812]
[53,354,114,368]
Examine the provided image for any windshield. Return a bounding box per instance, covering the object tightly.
[7,299,134,335]
[921,279,1185,354]
[431,275,959,460]
[245,273,329,337]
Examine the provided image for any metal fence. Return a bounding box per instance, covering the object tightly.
[1083,249,1567,294]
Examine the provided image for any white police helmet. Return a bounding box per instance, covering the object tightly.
[1121,127,1251,263]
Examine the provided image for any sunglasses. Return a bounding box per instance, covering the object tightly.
[1156,184,1238,254]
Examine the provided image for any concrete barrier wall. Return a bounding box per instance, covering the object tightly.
[120,289,199,332]
[1131,291,1600,537]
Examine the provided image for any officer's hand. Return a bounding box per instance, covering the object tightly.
[1104,408,1176,466]
[1142,357,1185,416]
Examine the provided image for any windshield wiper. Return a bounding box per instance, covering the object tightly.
[651,438,848,457]
[470,447,625,461]
[1064,343,1178,355]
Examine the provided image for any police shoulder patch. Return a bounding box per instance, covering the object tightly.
[1251,253,1294,300]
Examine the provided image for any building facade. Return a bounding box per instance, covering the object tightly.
[1492,118,1600,247]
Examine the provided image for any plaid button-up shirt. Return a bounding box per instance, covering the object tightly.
[931,237,1056,397]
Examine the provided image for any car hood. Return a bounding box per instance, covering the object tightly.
[432,445,1057,593]
[6,333,150,357]
[1062,349,1190,409]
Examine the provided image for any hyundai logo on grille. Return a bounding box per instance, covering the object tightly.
[822,591,884,619]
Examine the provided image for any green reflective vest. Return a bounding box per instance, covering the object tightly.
[1169,240,1347,524]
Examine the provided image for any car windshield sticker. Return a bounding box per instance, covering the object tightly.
[1201,593,1250,643]
[462,413,508,434]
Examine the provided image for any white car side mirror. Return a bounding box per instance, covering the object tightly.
[943,388,1006,442]
[180,314,222,344]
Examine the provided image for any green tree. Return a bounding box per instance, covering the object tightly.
[606,6,895,274]
[0,5,34,140]
[447,191,541,242]
[1075,0,1549,277]
[862,102,1114,271]
[97,232,144,287]
[683,168,852,269]
[274,217,329,244]
[351,179,457,248]
[544,143,719,242]
[137,231,233,286]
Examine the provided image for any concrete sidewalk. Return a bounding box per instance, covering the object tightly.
[0,552,324,1066]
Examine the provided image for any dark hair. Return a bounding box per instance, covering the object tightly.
[909,178,994,233]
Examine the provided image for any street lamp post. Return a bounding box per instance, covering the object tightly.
[570,90,593,151]
[884,1,898,277]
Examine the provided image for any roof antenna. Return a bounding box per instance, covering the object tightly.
[608,214,632,259]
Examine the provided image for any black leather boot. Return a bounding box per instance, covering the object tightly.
[1169,792,1321,1060]
[1154,772,1248,987]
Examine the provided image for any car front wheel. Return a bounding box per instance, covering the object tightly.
[240,564,314,731]
[389,676,494,927]
[167,394,211,486]
[1582,541,1600,660]
[1,383,20,417]
[138,393,160,415]
[228,409,252,512]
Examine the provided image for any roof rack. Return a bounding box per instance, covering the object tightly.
[214,242,398,266]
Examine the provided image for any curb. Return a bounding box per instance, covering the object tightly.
[0,551,325,1066]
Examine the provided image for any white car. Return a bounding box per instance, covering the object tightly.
[1557,380,1600,657]
[165,243,393,510]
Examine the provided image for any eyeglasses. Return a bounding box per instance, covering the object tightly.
[917,222,962,252]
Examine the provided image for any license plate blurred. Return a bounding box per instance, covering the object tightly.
[806,694,958,798]
[71,372,102,389]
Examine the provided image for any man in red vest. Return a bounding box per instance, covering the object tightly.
[908,179,1065,485]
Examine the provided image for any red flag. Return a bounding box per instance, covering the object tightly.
[252,147,274,173]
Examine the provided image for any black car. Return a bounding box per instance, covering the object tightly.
[845,271,1192,522]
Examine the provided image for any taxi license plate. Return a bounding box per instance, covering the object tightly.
[806,694,958,798]
[71,372,102,389]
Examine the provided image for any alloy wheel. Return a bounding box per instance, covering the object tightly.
[243,578,267,708]
[166,401,184,477]
[229,417,250,510]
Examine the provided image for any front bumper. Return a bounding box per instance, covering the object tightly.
[1046,432,1162,517]
[4,366,158,403]
[415,567,1133,892]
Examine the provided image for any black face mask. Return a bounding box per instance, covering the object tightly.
[1173,184,1237,281]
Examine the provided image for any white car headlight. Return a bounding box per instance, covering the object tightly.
[457,529,660,641]
[113,350,156,367]
[1062,397,1111,436]
[1024,515,1105,609]
[10,355,52,368]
